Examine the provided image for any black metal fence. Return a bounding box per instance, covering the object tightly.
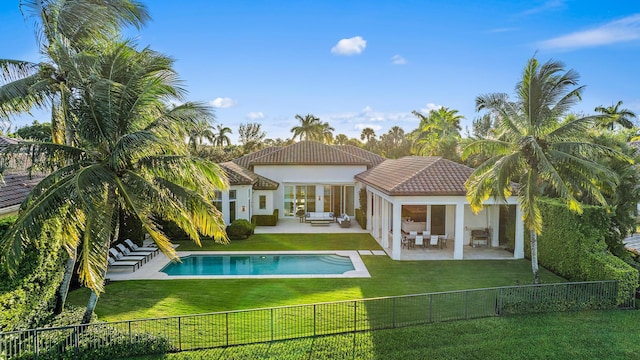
[0,281,634,359]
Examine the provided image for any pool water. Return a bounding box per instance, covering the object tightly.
[161,254,356,276]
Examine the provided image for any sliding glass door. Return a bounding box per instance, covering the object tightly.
[331,185,355,216]
[284,185,316,216]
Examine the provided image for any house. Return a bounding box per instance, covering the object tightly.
[219,140,525,260]
[0,137,45,217]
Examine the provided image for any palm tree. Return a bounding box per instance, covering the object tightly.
[594,101,637,131]
[462,57,624,284]
[188,117,216,152]
[1,42,229,323]
[360,127,376,143]
[319,121,335,144]
[291,114,322,141]
[214,124,233,147]
[0,0,149,146]
[412,107,463,160]
[334,134,349,145]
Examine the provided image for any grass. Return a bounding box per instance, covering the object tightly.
[67,234,565,321]
[126,309,640,359]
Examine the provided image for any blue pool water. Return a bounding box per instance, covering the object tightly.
[161,254,355,276]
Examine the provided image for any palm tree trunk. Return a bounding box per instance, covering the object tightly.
[530,229,540,284]
[54,247,77,315]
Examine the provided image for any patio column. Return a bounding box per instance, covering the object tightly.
[514,204,525,259]
[426,205,431,233]
[454,203,465,260]
[490,205,500,247]
[366,190,372,231]
[391,201,401,260]
[371,194,378,239]
[381,199,389,248]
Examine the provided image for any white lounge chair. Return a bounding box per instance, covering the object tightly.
[116,243,154,261]
[125,239,159,255]
[108,256,140,272]
[109,248,147,264]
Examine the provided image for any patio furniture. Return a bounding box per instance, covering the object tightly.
[430,235,440,248]
[116,243,154,261]
[109,248,147,264]
[440,233,448,248]
[414,234,424,248]
[337,213,352,228]
[402,219,426,233]
[125,239,159,255]
[471,228,490,247]
[305,211,335,223]
[108,256,140,272]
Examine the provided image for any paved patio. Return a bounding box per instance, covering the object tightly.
[392,242,516,261]
[254,218,369,234]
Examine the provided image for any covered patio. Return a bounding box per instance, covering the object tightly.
[356,156,525,260]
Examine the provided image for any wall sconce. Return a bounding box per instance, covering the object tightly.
[318,196,321,201]
[241,205,246,212]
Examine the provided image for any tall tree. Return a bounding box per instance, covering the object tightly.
[1,42,229,323]
[319,121,335,144]
[238,122,266,153]
[462,57,624,284]
[14,120,52,142]
[334,134,349,145]
[214,124,233,147]
[0,0,150,146]
[594,100,637,131]
[188,116,216,152]
[291,113,322,141]
[412,107,463,161]
[360,127,376,143]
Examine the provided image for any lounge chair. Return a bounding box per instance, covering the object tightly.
[116,243,154,261]
[337,214,352,228]
[109,248,147,264]
[125,239,159,255]
[107,256,140,272]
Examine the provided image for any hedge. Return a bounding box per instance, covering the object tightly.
[251,209,279,226]
[528,199,638,304]
[0,216,66,331]
[226,219,255,240]
[355,208,367,230]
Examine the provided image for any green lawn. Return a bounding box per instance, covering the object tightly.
[127,309,640,360]
[67,234,565,321]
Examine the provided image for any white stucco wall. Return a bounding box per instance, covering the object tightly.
[252,190,274,215]
[253,164,367,218]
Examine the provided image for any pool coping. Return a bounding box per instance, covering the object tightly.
[106,250,371,281]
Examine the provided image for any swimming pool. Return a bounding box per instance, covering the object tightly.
[161,253,355,276]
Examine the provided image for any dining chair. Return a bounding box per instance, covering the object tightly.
[414,235,424,248]
[430,235,440,248]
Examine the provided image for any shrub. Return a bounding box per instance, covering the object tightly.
[251,209,279,226]
[529,198,638,305]
[226,219,255,240]
[355,208,367,229]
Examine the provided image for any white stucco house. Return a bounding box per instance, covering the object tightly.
[218,140,525,261]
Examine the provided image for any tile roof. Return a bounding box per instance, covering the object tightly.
[0,137,19,151]
[335,145,386,166]
[248,141,373,167]
[0,172,44,210]
[232,147,282,169]
[355,156,473,196]
[219,161,279,190]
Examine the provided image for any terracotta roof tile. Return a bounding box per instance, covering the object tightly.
[249,141,372,166]
[355,156,473,196]
[232,147,282,169]
[335,145,386,166]
[219,161,279,190]
[0,172,44,210]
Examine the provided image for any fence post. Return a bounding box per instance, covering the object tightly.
[225,313,229,346]
[392,297,396,328]
[429,294,433,323]
[313,304,317,337]
[128,321,132,347]
[498,288,503,316]
[73,325,79,353]
[178,317,182,351]
[353,300,358,333]
[465,291,469,319]
[270,308,274,342]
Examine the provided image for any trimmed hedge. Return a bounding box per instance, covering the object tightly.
[251,209,279,226]
[355,208,366,229]
[529,199,638,304]
[226,219,255,240]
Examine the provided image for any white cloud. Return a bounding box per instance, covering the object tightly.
[420,103,443,113]
[331,36,367,56]
[538,14,640,50]
[209,97,236,108]
[355,123,382,131]
[246,111,265,120]
[391,55,407,65]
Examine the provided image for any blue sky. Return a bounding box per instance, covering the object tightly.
[1,0,639,141]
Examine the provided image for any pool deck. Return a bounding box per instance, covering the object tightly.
[106,250,374,281]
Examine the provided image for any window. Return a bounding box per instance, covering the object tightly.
[213,190,222,211]
[229,190,237,200]
[259,195,266,209]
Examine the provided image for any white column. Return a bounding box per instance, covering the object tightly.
[222,191,230,224]
[381,199,389,248]
[514,204,525,259]
[490,205,500,247]
[426,205,432,232]
[366,190,372,231]
[454,203,465,260]
[392,201,402,260]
